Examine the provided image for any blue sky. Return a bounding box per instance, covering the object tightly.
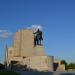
[0,0,75,63]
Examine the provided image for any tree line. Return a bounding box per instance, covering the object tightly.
[61,60,75,70]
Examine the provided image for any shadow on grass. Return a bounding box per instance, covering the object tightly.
[0,71,20,75]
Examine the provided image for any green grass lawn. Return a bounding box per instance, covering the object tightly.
[0,71,20,75]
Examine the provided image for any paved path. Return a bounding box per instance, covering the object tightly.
[17,71,75,75]
[53,71,75,75]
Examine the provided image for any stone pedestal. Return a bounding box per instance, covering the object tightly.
[34,45,44,56]
[23,56,54,72]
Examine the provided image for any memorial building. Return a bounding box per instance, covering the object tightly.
[5,27,65,71]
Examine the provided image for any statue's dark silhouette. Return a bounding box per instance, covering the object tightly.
[34,29,43,46]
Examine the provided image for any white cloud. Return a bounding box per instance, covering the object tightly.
[0,30,13,39]
[0,30,7,33]
[27,24,43,33]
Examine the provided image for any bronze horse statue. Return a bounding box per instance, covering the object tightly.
[34,29,43,46]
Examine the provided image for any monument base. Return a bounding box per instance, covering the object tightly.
[34,45,44,56]
[23,56,54,72]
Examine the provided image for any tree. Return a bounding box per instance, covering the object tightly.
[68,63,75,69]
[61,60,67,65]
[61,60,68,70]
[0,63,5,70]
